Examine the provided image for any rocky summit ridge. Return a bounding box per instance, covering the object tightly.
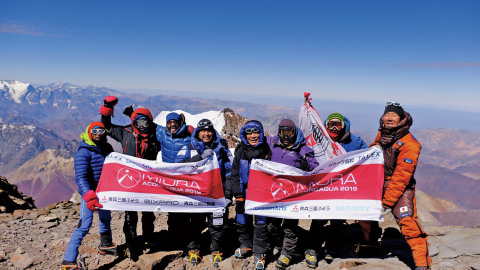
[0,178,479,270]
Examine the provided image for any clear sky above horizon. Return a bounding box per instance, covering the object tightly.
[1,1,479,111]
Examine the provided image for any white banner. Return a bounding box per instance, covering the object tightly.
[299,92,347,165]
[96,152,226,213]
[245,148,384,221]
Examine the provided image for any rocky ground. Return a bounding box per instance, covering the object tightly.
[1,200,480,270]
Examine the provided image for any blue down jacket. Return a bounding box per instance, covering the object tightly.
[230,120,271,198]
[156,124,192,163]
[74,139,113,197]
[324,117,368,152]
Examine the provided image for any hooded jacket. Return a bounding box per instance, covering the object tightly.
[371,112,421,208]
[74,126,113,197]
[229,120,271,198]
[324,117,368,152]
[179,128,233,197]
[101,108,160,160]
[266,127,318,171]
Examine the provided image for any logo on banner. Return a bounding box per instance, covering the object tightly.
[292,205,299,212]
[100,196,107,203]
[117,168,141,188]
[271,179,296,200]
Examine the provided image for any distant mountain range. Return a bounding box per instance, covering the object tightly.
[1,80,480,227]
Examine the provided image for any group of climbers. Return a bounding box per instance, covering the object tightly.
[61,97,431,270]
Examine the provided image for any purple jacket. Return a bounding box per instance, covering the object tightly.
[267,127,319,171]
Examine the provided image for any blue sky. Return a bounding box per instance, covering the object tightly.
[1,1,479,111]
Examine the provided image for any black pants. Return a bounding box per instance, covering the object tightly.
[167,212,206,250]
[207,210,228,251]
[253,217,299,256]
[236,213,253,248]
[306,219,344,253]
[123,211,156,248]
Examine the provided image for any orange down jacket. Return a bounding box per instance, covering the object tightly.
[371,112,421,208]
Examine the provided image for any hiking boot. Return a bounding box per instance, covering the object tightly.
[98,243,118,256]
[304,249,318,268]
[188,249,201,266]
[212,251,223,267]
[272,246,282,258]
[234,245,252,258]
[124,247,140,262]
[61,259,87,270]
[253,253,266,270]
[324,249,336,262]
[276,254,291,270]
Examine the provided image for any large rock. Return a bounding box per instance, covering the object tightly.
[10,253,33,269]
[0,177,36,213]
[446,235,480,256]
[423,226,446,236]
[438,245,459,259]
[136,251,183,270]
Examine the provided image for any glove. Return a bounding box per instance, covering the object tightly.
[83,190,103,211]
[123,104,134,117]
[103,96,118,108]
[380,207,392,217]
[99,96,118,116]
[298,157,309,171]
[225,198,232,209]
[235,198,245,214]
[202,149,214,159]
[371,144,382,149]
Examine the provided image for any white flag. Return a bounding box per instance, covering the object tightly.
[299,92,347,165]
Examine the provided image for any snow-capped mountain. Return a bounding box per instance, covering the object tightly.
[154,110,226,133]
[0,80,36,103]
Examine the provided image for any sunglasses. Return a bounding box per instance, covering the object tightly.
[91,129,106,135]
[198,120,213,128]
[134,119,149,128]
[245,127,260,134]
[326,121,344,131]
[385,101,402,108]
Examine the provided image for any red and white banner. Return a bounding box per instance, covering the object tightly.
[96,152,226,213]
[245,148,384,221]
[299,92,347,165]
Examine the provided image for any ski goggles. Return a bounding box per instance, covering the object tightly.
[326,120,344,131]
[385,101,403,108]
[134,119,149,128]
[197,120,213,128]
[279,127,295,138]
[91,128,106,135]
[245,127,260,134]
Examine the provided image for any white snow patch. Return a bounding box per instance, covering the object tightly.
[0,80,30,103]
[154,110,225,133]
[40,99,47,105]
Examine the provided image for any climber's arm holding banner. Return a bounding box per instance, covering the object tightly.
[95,152,226,213]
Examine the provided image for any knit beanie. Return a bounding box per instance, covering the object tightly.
[384,105,405,119]
[166,112,180,122]
[326,113,345,123]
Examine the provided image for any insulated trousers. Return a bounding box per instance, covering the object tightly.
[253,217,299,256]
[167,212,206,250]
[391,187,431,267]
[306,219,346,253]
[123,211,155,249]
